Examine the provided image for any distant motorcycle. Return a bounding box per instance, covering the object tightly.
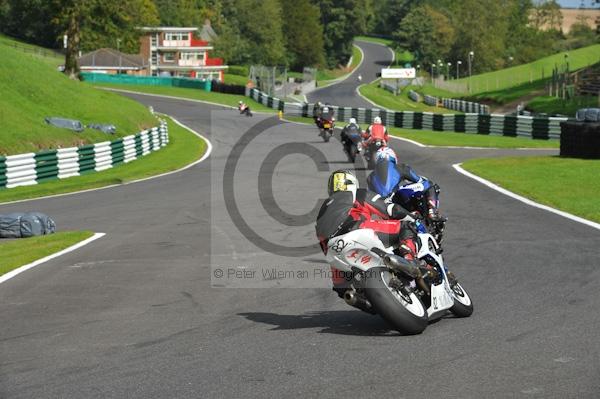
[239,104,253,117]
[319,118,335,142]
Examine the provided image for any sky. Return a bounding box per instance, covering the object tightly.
[557,0,600,8]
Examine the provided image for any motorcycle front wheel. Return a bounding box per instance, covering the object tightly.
[449,280,473,318]
[322,130,330,142]
[364,267,428,335]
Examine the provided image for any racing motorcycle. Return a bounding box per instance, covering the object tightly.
[363,139,386,169]
[319,117,335,142]
[367,162,446,244]
[342,128,363,163]
[325,226,473,335]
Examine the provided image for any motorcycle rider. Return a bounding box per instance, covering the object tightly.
[312,101,323,124]
[362,116,389,147]
[315,170,420,296]
[340,117,362,151]
[368,148,442,221]
[238,100,251,116]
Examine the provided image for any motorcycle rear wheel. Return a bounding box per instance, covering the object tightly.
[364,267,428,335]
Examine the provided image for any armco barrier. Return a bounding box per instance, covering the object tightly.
[0,121,168,190]
[424,95,438,107]
[246,88,569,139]
[408,90,420,102]
[442,98,490,115]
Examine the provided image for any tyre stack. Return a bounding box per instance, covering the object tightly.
[560,109,600,159]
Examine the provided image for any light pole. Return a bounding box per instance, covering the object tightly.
[431,63,435,84]
[417,64,421,78]
[117,38,122,75]
[456,60,462,79]
[468,51,474,92]
[447,62,451,80]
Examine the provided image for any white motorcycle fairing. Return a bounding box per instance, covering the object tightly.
[415,232,454,318]
[325,229,388,273]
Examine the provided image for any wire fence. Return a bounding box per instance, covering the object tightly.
[1,39,63,59]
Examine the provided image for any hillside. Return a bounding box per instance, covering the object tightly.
[454,43,600,94]
[0,37,156,155]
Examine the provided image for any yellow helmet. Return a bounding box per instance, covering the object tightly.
[327,170,359,196]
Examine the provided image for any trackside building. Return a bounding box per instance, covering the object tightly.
[138,27,227,81]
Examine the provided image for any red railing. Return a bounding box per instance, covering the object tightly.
[205,57,224,66]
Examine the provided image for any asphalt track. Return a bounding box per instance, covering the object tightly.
[1,42,599,398]
[306,40,393,108]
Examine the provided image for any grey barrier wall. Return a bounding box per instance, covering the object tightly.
[246,88,567,139]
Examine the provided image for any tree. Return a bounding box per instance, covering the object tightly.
[281,0,325,70]
[317,0,369,68]
[0,0,61,48]
[153,0,210,27]
[393,5,455,66]
[50,0,159,79]
[530,0,563,32]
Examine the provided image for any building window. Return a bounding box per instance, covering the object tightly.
[165,32,189,41]
[179,52,205,61]
[163,52,175,62]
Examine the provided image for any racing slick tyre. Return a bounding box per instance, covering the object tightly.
[449,281,473,318]
[364,267,428,335]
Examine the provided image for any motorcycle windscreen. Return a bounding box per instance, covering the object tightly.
[367,161,400,197]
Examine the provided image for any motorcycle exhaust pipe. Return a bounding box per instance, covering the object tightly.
[344,289,375,314]
[383,254,422,279]
[344,289,358,306]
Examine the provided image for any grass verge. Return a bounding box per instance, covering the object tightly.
[283,116,558,149]
[0,116,206,203]
[0,231,94,276]
[91,83,277,113]
[359,80,461,113]
[389,128,558,148]
[462,156,600,222]
[527,95,598,116]
[0,39,156,155]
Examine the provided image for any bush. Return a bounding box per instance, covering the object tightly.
[228,65,249,77]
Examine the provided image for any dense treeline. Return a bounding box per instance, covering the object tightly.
[0,0,597,75]
[386,0,598,73]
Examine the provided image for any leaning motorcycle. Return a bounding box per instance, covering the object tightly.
[367,162,446,243]
[324,226,473,335]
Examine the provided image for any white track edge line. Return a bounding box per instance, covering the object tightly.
[0,116,212,206]
[453,163,600,231]
[0,232,106,285]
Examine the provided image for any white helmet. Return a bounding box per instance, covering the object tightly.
[323,106,330,113]
[239,100,243,104]
[327,170,359,197]
[373,116,382,124]
[349,117,357,124]
[375,147,397,164]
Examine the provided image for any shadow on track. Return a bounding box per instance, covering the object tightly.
[238,311,401,336]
